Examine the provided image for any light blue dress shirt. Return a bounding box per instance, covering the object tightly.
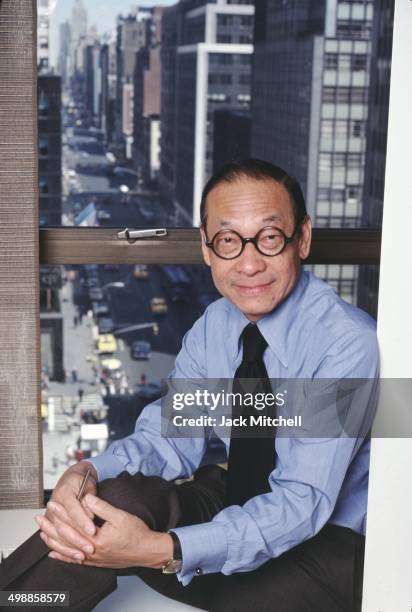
[89,271,379,586]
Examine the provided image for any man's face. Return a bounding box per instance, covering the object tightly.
[201,176,312,321]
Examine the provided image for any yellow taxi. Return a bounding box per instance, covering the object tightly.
[150,297,168,314]
[133,264,149,279]
[97,334,117,354]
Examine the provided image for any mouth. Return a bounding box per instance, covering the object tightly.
[233,281,273,296]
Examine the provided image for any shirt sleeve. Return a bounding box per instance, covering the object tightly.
[173,327,379,586]
[89,313,209,482]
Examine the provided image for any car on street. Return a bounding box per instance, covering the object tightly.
[135,380,166,400]
[131,340,151,360]
[89,288,104,301]
[85,277,100,288]
[97,210,111,221]
[133,264,149,279]
[92,301,109,317]
[150,297,168,314]
[97,334,117,354]
[98,317,115,334]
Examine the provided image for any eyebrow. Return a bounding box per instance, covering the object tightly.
[218,214,282,228]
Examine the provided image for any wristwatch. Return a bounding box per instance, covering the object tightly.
[162,531,183,574]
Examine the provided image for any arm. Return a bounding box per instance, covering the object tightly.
[172,329,379,585]
[38,313,210,563]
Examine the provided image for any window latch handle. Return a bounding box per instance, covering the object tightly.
[117,228,168,243]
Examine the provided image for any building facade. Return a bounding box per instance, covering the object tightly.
[251,0,375,304]
[115,12,150,152]
[133,7,164,185]
[159,0,254,225]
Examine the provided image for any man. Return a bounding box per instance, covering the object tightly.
[0,159,378,611]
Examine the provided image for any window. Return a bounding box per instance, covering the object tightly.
[0,0,392,508]
[39,176,49,194]
[39,135,49,156]
[352,54,368,71]
[38,93,49,116]
[325,53,338,69]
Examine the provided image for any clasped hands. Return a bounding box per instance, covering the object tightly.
[35,463,173,570]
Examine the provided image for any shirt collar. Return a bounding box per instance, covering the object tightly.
[224,270,309,369]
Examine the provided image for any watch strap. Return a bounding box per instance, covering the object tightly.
[168,530,182,561]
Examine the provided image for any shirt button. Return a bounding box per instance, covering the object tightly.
[195,567,203,576]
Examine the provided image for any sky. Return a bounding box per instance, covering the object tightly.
[49,0,176,67]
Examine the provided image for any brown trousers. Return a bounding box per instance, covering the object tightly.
[0,465,365,612]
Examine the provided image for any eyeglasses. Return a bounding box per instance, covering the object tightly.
[204,224,300,260]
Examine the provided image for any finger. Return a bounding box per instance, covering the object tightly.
[64,495,96,536]
[49,551,82,564]
[84,494,124,524]
[48,500,95,534]
[37,514,94,556]
[81,558,110,568]
[35,514,60,542]
[80,497,95,521]
[40,531,85,562]
[47,500,71,523]
[53,519,95,555]
[47,492,96,537]
[46,501,94,528]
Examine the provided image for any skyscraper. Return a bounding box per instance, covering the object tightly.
[160,0,255,225]
[252,0,375,304]
[58,21,71,83]
[115,11,151,152]
[71,0,88,75]
[133,6,164,185]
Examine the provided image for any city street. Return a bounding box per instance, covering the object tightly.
[41,95,223,489]
[63,128,169,228]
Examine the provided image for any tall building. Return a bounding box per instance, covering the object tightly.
[38,75,64,382]
[115,12,150,152]
[358,0,394,317]
[251,0,374,304]
[38,75,62,227]
[37,0,50,72]
[133,7,164,185]
[84,41,102,120]
[159,0,255,225]
[159,3,181,215]
[100,34,117,143]
[58,21,71,84]
[71,0,88,75]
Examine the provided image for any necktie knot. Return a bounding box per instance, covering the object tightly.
[241,323,268,364]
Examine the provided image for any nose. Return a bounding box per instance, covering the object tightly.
[234,242,267,276]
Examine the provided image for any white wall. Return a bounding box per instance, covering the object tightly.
[362,2,412,610]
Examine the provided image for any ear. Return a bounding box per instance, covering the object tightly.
[298,216,312,261]
[200,227,211,267]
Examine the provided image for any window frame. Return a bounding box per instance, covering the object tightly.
[39,227,381,265]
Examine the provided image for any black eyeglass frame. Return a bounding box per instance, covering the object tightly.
[203,220,304,261]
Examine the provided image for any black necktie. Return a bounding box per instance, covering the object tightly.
[225,323,276,506]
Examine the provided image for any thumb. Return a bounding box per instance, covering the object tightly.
[84,494,120,524]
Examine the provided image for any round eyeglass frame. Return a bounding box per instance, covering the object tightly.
[204,224,301,260]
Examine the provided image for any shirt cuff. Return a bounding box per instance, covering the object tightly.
[86,453,126,482]
[172,521,228,586]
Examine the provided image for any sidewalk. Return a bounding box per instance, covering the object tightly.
[43,276,102,489]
